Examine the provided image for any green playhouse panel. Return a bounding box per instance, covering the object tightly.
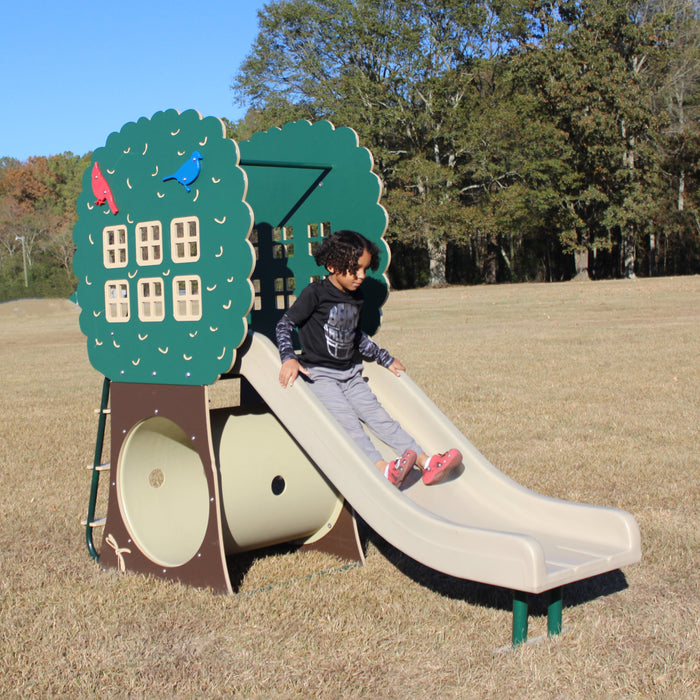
[73,109,254,386]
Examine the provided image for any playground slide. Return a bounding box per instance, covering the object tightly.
[236,333,641,595]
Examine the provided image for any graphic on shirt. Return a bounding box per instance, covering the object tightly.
[324,303,359,360]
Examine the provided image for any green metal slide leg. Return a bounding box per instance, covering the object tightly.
[512,591,529,646]
[548,586,563,637]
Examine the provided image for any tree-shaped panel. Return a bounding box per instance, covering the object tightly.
[73,109,254,385]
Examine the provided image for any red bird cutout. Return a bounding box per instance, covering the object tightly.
[91,162,118,214]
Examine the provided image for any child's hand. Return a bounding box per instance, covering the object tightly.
[387,358,406,376]
[279,358,309,387]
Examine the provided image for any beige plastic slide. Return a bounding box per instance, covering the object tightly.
[237,332,641,594]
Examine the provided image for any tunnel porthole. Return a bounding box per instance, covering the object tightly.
[271,475,286,496]
[149,468,165,488]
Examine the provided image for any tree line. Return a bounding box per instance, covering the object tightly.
[0,153,90,301]
[1,0,697,301]
[230,0,699,286]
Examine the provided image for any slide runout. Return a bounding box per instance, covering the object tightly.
[363,362,641,585]
[362,361,641,558]
[235,333,641,594]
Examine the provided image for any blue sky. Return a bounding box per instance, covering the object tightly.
[0,0,268,161]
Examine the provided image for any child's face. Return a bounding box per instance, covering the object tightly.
[328,248,373,293]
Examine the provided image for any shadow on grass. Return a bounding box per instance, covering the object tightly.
[224,519,628,619]
[225,542,360,594]
[361,521,630,617]
[226,545,295,593]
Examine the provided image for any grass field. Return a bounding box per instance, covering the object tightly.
[1,277,698,698]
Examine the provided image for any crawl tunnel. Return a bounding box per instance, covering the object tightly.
[116,405,344,569]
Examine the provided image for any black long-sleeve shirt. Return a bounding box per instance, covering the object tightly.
[275,278,393,370]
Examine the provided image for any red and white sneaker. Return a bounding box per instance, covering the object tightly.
[385,449,418,488]
[422,449,462,485]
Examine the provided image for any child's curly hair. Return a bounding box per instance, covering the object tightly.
[314,230,380,275]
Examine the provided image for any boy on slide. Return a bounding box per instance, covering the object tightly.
[276,230,461,488]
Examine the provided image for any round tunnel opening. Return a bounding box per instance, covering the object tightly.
[118,416,209,568]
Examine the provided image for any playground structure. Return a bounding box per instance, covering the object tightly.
[75,110,641,646]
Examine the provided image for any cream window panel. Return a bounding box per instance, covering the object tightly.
[135,221,163,266]
[137,277,165,322]
[172,275,202,321]
[103,226,128,268]
[104,280,130,323]
[171,216,200,263]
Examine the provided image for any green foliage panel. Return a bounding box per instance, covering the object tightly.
[72,110,254,385]
[239,120,389,339]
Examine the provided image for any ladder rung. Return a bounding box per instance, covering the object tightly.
[81,517,106,528]
[93,407,111,414]
[87,462,110,471]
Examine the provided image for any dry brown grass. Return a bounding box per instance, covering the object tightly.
[1,278,698,698]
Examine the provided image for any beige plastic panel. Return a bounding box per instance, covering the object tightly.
[118,417,210,568]
[217,410,344,553]
[236,333,641,594]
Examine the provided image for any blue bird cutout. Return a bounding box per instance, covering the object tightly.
[162,150,203,192]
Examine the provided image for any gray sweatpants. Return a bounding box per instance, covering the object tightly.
[305,363,423,464]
